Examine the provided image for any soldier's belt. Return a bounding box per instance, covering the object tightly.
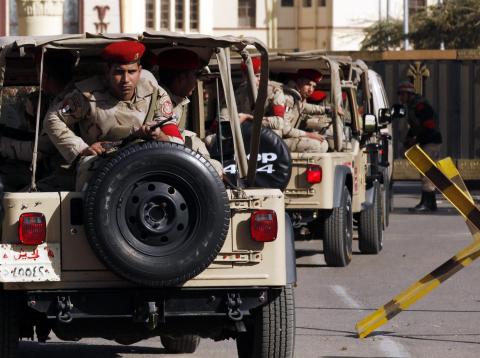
[356,145,480,339]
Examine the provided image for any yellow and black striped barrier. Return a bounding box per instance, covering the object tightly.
[356,145,480,339]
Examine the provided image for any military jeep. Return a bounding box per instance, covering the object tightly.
[268,52,385,267]
[0,33,295,357]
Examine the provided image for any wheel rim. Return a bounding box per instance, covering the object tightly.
[117,173,199,256]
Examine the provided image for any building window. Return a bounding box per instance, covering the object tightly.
[409,0,426,16]
[281,0,294,6]
[303,0,312,6]
[145,0,155,29]
[318,0,326,6]
[175,0,184,30]
[161,0,170,30]
[190,0,199,31]
[238,0,255,27]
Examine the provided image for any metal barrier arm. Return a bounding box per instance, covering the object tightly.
[356,145,480,339]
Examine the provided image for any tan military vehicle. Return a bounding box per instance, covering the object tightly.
[352,60,395,229]
[0,33,296,357]
[267,53,385,267]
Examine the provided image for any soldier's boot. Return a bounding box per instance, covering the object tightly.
[409,191,437,213]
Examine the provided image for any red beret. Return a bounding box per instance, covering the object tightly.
[296,69,322,83]
[309,90,327,102]
[240,57,261,74]
[157,49,202,70]
[397,81,415,94]
[101,41,145,64]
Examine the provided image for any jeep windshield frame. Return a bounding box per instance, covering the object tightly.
[269,52,345,151]
[0,32,270,189]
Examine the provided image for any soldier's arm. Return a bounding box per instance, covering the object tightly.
[261,89,285,131]
[153,88,184,144]
[414,101,436,129]
[44,90,90,163]
[303,102,329,115]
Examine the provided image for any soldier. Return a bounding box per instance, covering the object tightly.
[0,49,77,191]
[282,69,333,153]
[44,41,183,191]
[235,57,284,137]
[156,48,223,176]
[397,81,442,212]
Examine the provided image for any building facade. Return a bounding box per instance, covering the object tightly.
[1,0,437,51]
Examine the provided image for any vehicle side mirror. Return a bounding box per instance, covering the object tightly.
[378,108,392,125]
[362,113,378,134]
[391,103,406,118]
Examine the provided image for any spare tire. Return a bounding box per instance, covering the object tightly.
[212,121,291,190]
[84,141,230,287]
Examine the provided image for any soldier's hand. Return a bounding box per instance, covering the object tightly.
[80,142,106,156]
[305,132,325,142]
[239,113,253,123]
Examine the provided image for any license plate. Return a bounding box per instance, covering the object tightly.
[0,243,60,282]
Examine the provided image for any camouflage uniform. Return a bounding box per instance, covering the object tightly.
[283,87,329,153]
[405,94,442,191]
[45,75,180,190]
[0,88,71,191]
[235,81,285,136]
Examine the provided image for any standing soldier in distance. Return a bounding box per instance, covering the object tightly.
[398,81,442,212]
[44,41,182,191]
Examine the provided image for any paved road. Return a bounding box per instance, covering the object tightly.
[19,184,480,357]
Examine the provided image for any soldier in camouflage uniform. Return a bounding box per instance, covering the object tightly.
[0,50,77,191]
[44,41,183,191]
[398,81,442,212]
[156,48,223,176]
[282,69,332,153]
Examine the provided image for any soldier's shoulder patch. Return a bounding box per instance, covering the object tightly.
[161,100,173,117]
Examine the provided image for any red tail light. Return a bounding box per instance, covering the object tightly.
[306,164,322,184]
[18,213,46,245]
[250,210,278,242]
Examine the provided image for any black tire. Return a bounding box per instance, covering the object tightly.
[382,171,390,228]
[161,335,200,353]
[323,186,353,267]
[236,285,295,358]
[84,141,230,287]
[0,178,4,223]
[358,181,383,254]
[0,291,19,358]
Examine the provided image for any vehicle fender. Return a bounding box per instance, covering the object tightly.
[333,165,352,208]
[284,213,297,285]
[362,182,376,211]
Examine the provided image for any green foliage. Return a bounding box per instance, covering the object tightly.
[411,0,480,49]
[362,0,480,50]
[360,20,404,51]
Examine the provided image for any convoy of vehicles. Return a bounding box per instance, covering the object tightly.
[0,30,393,357]
[0,33,296,358]
[268,52,392,267]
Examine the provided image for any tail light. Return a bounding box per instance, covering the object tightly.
[250,210,277,242]
[306,164,322,184]
[18,213,46,245]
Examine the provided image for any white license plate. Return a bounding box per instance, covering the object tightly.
[0,243,60,282]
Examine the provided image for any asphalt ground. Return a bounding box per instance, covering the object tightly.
[18,182,480,357]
